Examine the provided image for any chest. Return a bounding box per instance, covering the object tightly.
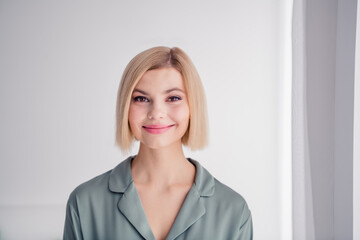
[136,185,192,240]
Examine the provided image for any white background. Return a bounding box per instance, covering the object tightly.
[0,1,292,239]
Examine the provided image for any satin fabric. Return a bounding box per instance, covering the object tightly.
[63,156,253,240]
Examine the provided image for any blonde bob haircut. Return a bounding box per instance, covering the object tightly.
[115,46,208,152]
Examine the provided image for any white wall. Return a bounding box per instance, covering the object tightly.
[0,1,292,239]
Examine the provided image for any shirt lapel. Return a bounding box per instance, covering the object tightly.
[118,182,156,240]
[109,156,215,240]
[109,156,155,240]
[166,158,215,240]
[165,184,205,240]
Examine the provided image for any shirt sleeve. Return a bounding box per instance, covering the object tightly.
[63,192,83,240]
[237,203,253,240]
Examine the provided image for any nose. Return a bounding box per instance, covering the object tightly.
[147,101,166,120]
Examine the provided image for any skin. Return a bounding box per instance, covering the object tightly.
[128,67,196,240]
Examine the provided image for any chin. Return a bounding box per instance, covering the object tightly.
[140,138,182,150]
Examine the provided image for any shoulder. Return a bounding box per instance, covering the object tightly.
[213,178,251,215]
[191,158,251,217]
[67,169,113,204]
[66,156,134,206]
[212,180,253,237]
[194,161,252,232]
[68,156,134,202]
[213,178,247,204]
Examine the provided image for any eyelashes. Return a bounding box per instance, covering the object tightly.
[133,96,149,102]
[132,96,182,103]
[167,96,182,102]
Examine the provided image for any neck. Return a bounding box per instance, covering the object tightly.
[131,141,195,187]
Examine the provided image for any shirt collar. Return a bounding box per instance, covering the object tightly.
[108,155,215,197]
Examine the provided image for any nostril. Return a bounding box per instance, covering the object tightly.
[147,107,166,120]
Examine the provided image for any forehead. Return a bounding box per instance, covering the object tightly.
[135,67,185,91]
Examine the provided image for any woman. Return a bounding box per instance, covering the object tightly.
[63,46,253,240]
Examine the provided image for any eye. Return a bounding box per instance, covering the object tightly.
[133,96,149,102]
[167,96,182,102]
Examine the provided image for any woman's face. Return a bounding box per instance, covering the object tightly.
[128,67,190,149]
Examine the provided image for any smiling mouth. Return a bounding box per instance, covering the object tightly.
[142,124,175,134]
[143,124,175,129]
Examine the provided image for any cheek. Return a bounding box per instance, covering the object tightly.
[171,105,190,124]
[128,105,144,129]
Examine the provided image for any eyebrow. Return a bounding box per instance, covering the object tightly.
[132,87,185,95]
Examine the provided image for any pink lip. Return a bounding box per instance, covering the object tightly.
[143,124,174,134]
